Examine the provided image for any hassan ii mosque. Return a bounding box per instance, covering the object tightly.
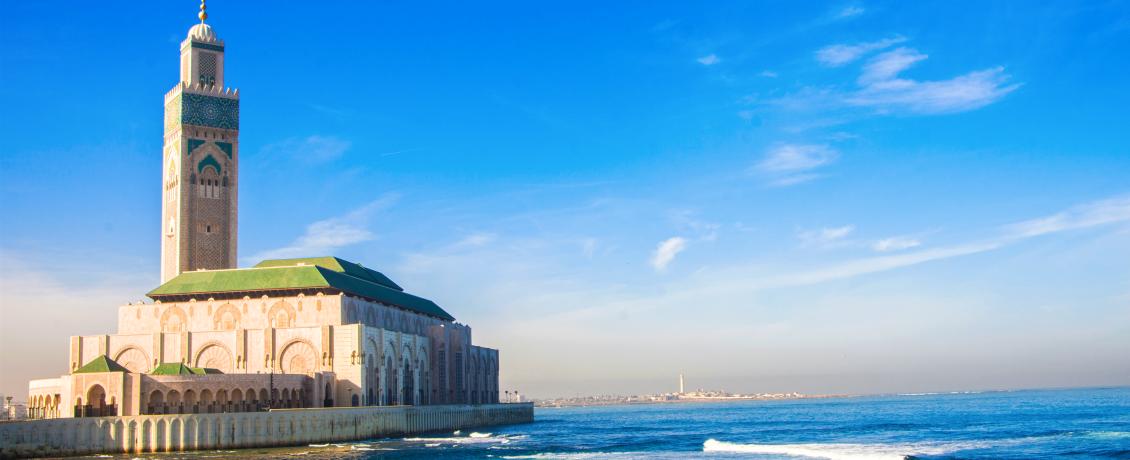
[24,2,501,420]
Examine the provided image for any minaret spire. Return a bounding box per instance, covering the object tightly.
[198,0,208,23]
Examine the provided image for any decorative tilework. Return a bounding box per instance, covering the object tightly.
[197,154,222,174]
[181,93,239,130]
[187,139,207,155]
[191,42,225,52]
[215,141,234,158]
[164,94,182,133]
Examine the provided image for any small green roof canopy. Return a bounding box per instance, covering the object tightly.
[150,363,216,375]
[147,256,455,321]
[74,355,130,374]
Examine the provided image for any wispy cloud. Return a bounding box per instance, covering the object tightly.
[697,54,721,66]
[816,36,906,67]
[1003,195,1130,238]
[651,237,687,271]
[799,225,855,247]
[535,194,1130,328]
[759,70,779,78]
[455,232,497,248]
[836,5,866,19]
[261,135,351,164]
[755,143,840,186]
[873,236,922,252]
[846,48,1020,114]
[758,143,839,172]
[246,194,399,262]
[582,238,598,259]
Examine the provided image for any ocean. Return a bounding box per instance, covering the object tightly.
[91,387,1129,459]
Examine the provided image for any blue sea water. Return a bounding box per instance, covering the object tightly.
[102,387,1130,459]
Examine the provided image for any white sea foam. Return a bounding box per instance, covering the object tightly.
[702,438,1000,460]
[403,432,518,445]
[898,391,984,397]
[502,453,676,459]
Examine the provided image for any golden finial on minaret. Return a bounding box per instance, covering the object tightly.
[198,0,208,23]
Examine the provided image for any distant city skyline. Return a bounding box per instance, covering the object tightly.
[2,1,1129,399]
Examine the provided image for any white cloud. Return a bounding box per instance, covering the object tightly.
[455,232,496,248]
[758,143,839,173]
[247,194,398,262]
[873,236,922,252]
[768,174,822,187]
[858,47,928,84]
[798,225,855,247]
[837,6,865,19]
[755,143,840,186]
[1004,195,1130,238]
[697,54,721,66]
[816,36,906,67]
[651,237,687,271]
[846,48,1021,114]
[759,70,779,78]
[261,135,351,163]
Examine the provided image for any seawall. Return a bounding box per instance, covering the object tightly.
[0,403,533,459]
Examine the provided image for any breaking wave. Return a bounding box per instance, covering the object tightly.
[702,439,980,460]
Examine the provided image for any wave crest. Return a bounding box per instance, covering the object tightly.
[703,439,913,460]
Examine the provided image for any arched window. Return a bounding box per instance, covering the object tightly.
[196,156,223,199]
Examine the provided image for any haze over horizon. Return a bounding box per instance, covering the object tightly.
[1,1,1128,400]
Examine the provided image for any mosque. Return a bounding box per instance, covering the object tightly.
[25,2,500,419]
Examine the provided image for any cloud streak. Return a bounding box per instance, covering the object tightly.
[873,236,922,252]
[799,225,855,247]
[651,237,687,271]
[247,194,399,262]
[261,135,351,164]
[816,36,906,67]
[847,47,1020,114]
[697,54,720,66]
[756,143,840,186]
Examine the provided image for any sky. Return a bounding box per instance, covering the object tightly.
[1,1,1128,400]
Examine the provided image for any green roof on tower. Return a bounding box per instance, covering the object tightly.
[147,256,454,321]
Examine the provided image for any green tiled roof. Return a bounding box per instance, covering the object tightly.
[147,256,455,321]
[74,355,129,374]
[254,256,403,291]
[150,363,215,375]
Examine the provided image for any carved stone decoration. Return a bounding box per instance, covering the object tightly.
[279,341,318,375]
[114,347,151,373]
[194,344,234,372]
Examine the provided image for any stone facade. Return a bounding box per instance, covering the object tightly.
[0,403,534,458]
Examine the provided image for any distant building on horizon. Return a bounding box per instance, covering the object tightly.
[24,3,501,420]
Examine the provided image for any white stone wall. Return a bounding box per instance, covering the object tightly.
[0,403,533,458]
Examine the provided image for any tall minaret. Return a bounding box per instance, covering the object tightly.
[161,0,239,283]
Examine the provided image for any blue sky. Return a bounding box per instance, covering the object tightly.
[1,1,1128,398]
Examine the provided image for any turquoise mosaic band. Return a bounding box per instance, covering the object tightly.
[179,93,239,130]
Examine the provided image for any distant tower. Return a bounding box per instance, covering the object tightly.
[161,0,240,283]
[679,373,685,394]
